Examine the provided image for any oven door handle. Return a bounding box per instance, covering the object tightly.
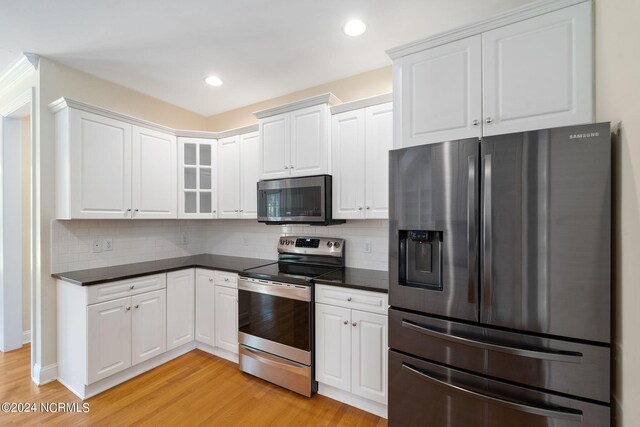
[402,363,583,422]
[238,278,311,302]
[242,346,308,372]
[401,320,582,363]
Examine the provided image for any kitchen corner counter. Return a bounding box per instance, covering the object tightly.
[313,267,388,293]
[52,254,275,286]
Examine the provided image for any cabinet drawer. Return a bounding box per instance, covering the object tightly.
[315,285,388,315]
[87,274,167,305]
[215,271,238,288]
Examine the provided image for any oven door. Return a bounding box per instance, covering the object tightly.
[238,278,312,365]
[257,175,327,224]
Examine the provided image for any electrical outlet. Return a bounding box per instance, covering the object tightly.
[363,240,372,253]
[181,232,188,245]
[103,238,113,251]
[92,239,103,253]
[242,235,249,246]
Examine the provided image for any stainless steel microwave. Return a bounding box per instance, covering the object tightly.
[257,175,345,225]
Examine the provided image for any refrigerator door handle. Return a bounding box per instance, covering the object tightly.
[401,363,584,422]
[401,320,583,363]
[482,154,493,306]
[467,155,478,304]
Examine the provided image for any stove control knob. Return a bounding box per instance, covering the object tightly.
[327,241,333,248]
[280,239,285,245]
[334,242,341,248]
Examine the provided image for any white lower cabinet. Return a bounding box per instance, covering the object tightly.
[315,286,388,407]
[166,269,195,350]
[214,284,239,354]
[195,269,216,346]
[86,287,167,385]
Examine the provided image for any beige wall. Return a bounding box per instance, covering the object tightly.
[40,59,207,131]
[21,116,30,337]
[595,0,640,425]
[206,66,392,131]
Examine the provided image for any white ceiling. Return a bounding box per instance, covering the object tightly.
[0,0,535,116]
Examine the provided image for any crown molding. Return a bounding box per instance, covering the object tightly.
[216,124,259,139]
[253,92,341,119]
[331,93,392,115]
[174,129,218,138]
[386,0,588,59]
[0,88,33,117]
[0,54,39,100]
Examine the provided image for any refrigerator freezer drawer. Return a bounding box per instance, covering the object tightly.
[389,350,610,427]
[389,308,610,403]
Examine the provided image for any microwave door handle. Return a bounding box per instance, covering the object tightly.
[467,155,477,304]
[482,155,493,309]
[401,363,583,422]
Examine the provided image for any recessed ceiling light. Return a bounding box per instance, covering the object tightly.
[343,19,366,37]
[205,75,223,86]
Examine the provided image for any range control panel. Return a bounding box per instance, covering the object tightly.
[278,236,344,257]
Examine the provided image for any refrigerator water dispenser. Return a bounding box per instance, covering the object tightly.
[399,230,443,290]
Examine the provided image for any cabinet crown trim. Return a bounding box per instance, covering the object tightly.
[0,54,39,100]
[386,0,589,59]
[253,92,341,119]
[48,97,258,138]
[331,93,392,115]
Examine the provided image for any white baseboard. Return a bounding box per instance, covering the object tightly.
[317,383,387,419]
[196,342,238,364]
[22,330,31,344]
[33,362,58,385]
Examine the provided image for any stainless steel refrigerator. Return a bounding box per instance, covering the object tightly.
[388,122,611,426]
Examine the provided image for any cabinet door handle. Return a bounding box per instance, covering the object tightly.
[290,165,294,169]
[209,278,214,282]
[134,304,139,309]
[347,297,352,302]
[213,210,217,213]
[129,285,134,290]
[366,206,370,210]
[284,165,289,169]
[352,322,357,327]
[358,207,362,211]
[126,307,131,311]
[343,320,348,325]
[239,209,244,212]
[224,278,230,282]
[126,208,132,212]
[472,120,479,126]
[485,117,493,124]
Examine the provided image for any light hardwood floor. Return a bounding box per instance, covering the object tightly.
[0,345,387,426]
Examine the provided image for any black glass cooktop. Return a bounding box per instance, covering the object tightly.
[240,262,342,286]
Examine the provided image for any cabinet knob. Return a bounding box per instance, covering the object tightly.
[209,278,214,282]
[126,307,131,311]
[366,206,370,210]
[352,322,357,327]
[224,278,229,282]
[290,165,294,169]
[134,304,139,309]
[485,117,493,124]
[347,297,352,302]
[126,208,132,212]
[284,165,289,169]
[239,209,243,212]
[213,210,217,213]
[129,285,134,290]
[358,207,362,211]
[472,120,479,126]
[343,320,348,325]
[235,210,239,213]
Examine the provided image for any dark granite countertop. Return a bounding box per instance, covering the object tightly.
[52,254,389,293]
[52,254,275,286]
[314,267,388,294]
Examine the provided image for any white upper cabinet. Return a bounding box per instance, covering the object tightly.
[482,2,593,135]
[218,131,260,219]
[259,114,290,180]
[61,109,133,219]
[240,131,260,218]
[388,1,594,146]
[289,104,329,176]
[396,35,482,147]
[178,137,218,219]
[132,126,177,219]
[52,100,178,219]
[332,100,393,220]
[256,93,338,180]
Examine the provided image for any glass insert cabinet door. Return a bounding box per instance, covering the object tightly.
[177,137,218,218]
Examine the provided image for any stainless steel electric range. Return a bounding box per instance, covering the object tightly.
[237,236,345,397]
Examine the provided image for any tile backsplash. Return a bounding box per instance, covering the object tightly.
[51,219,389,274]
